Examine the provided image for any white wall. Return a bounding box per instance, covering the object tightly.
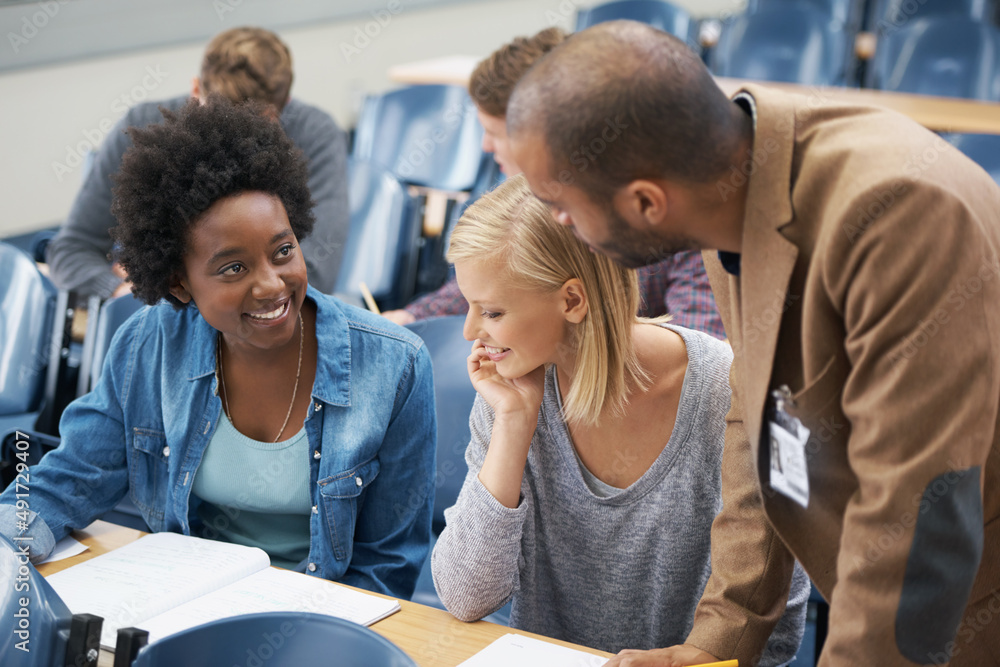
[0,0,745,238]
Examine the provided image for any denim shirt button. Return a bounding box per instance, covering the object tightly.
[307,562,317,572]
[162,446,170,457]
[355,476,363,487]
[313,450,321,460]
[312,505,318,514]
[314,402,322,411]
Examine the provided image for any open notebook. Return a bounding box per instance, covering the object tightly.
[45,532,400,650]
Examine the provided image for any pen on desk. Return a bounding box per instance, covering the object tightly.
[359,282,380,314]
[688,660,738,667]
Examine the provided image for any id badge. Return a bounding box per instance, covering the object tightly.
[768,385,810,508]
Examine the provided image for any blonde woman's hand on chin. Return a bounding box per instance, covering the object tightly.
[468,339,546,508]
[467,339,545,420]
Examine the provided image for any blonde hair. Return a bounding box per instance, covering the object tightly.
[447,175,649,426]
[200,27,293,111]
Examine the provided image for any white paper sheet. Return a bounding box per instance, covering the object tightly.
[459,633,608,667]
[38,536,88,564]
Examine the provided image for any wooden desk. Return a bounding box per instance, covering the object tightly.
[38,522,613,667]
[387,56,1000,135]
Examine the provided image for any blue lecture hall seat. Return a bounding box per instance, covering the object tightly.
[748,0,863,31]
[351,84,484,192]
[711,3,855,86]
[86,292,144,393]
[575,0,699,47]
[336,159,420,310]
[403,315,511,625]
[942,132,1000,184]
[868,0,997,31]
[0,243,56,438]
[130,612,416,667]
[867,16,1000,100]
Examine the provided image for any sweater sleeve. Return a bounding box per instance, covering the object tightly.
[288,103,350,294]
[431,394,530,622]
[46,114,133,297]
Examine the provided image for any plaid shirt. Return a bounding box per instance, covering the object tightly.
[405,250,725,339]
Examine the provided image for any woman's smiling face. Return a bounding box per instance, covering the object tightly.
[170,191,307,353]
[455,256,576,380]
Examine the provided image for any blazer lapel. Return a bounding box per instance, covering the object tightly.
[734,85,800,458]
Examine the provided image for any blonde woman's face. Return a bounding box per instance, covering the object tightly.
[455,257,572,379]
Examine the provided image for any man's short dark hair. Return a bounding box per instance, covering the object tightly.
[508,21,741,200]
[111,96,314,308]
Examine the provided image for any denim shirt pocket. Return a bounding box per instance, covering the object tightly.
[317,456,381,561]
[127,427,168,528]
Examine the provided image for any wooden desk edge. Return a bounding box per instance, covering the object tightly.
[40,522,613,666]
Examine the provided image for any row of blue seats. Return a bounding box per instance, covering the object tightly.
[582,0,1000,95]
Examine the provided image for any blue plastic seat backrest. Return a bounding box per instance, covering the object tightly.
[869,16,1000,100]
[351,84,484,192]
[405,316,476,534]
[748,0,862,30]
[942,132,1000,185]
[575,0,697,46]
[89,293,145,388]
[711,4,853,85]
[131,612,417,666]
[0,243,56,415]
[870,0,995,32]
[0,532,74,666]
[336,159,416,307]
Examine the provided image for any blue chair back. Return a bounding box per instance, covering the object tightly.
[404,316,475,533]
[575,0,698,46]
[352,85,484,192]
[868,16,1000,100]
[0,243,56,416]
[870,0,995,32]
[711,4,854,85]
[131,612,417,666]
[942,132,1000,184]
[336,159,419,309]
[748,0,863,30]
[89,293,145,388]
[0,533,74,666]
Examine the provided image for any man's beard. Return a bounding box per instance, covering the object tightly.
[599,205,698,268]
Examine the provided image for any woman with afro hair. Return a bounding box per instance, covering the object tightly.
[0,97,436,600]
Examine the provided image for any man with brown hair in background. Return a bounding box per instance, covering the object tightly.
[47,27,350,297]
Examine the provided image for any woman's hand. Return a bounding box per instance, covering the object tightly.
[467,339,545,423]
[468,339,546,508]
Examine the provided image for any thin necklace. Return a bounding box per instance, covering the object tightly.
[217,311,304,442]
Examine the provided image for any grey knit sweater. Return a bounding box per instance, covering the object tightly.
[432,324,808,664]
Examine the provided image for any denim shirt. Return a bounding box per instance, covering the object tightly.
[0,286,436,599]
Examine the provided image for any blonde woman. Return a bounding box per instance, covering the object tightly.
[431,175,808,665]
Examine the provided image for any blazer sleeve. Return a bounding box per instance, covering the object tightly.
[813,180,999,665]
[685,253,797,665]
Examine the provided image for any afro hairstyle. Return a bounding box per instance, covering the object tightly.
[111,95,314,308]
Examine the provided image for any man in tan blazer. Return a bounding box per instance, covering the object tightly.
[506,20,1000,667]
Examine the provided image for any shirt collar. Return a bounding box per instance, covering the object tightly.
[186,285,351,407]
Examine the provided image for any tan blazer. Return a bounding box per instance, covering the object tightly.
[686,84,1000,666]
